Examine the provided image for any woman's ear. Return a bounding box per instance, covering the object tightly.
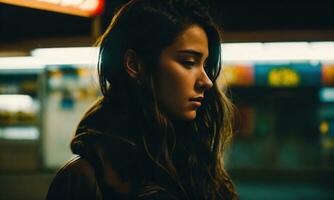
[123,49,143,80]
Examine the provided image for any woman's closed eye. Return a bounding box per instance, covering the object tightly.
[180,60,196,68]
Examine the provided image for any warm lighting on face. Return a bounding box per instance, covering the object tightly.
[0,0,104,17]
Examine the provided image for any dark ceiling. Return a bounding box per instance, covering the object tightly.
[0,0,333,43]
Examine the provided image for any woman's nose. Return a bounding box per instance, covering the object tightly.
[196,69,213,91]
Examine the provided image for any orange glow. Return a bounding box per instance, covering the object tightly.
[222,65,254,86]
[322,64,334,86]
[0,0,104,17]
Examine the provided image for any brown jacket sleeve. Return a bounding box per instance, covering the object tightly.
[46,156,103,200]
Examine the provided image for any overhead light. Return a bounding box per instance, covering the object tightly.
[0,56,44,71]
[222,42,334,63]
[31,47,99,66]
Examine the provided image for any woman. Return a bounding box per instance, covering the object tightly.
[46,0,238,199]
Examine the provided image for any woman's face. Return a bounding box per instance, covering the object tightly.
[154,25,213,121]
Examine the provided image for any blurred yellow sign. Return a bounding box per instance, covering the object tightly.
[268,68,300,87]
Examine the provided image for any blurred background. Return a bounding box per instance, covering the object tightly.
[0,0,334,199]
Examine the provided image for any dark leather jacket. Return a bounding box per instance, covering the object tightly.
[46,155,177,200]
[46,156,124,200]
[46,101,178,200]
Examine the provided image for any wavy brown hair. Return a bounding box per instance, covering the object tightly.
[88,0,238,199]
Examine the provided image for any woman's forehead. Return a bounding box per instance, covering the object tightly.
[165,25,209,58]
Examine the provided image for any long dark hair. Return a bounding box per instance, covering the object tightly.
[85,0,237,199]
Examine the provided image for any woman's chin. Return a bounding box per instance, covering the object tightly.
[167,109,197,121]
[179,111,197,121]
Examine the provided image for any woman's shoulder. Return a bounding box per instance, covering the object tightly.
[46,156,103,200]
[56,156,96,182]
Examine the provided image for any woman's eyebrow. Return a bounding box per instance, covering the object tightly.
[176,49,208,59]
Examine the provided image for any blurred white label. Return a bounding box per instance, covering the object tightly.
[320,88,334,103]
[2,127,39,140]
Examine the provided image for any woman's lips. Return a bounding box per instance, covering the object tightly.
[189,96,203,107]
[190,101,202,107]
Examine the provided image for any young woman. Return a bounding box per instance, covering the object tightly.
[46,0,238,199]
